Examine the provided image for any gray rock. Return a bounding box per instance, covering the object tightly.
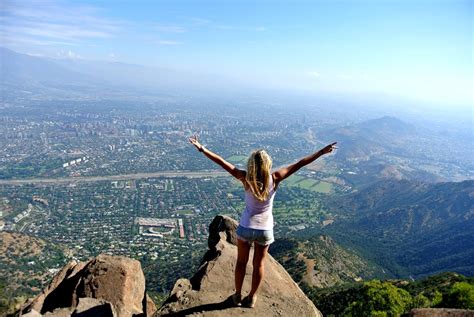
[21,255,151,317]
[157,215,322,316]
[410,308,474,317]
[73,297,116,317]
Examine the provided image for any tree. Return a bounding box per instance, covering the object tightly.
[441,282,474,309]
[410,293,430,309]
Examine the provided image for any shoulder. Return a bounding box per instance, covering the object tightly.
[231,168,246,182]
[270,173,279,191]
[237,170,248,187]
[272,170,283,183]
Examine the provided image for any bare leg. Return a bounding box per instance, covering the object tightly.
[249,243,269,297]
[235,238,251,295]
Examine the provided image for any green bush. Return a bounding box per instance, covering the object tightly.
[411,293,430,309]
[441,282,474,309]
[343,280,412,316]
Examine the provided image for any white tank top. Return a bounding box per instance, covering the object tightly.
[239,176,276,230]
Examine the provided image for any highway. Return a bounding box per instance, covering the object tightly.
[0,170,230,185]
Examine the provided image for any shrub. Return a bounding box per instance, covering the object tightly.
[441,282,474,309]
[343,280,412,316]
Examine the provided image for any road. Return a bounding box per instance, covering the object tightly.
[0,170,230,185]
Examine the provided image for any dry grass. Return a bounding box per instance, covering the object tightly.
[0,232,45,260]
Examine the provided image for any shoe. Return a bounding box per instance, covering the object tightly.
[231,293,242,306]
[242,295,257,308]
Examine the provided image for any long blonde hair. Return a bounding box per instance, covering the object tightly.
[245,149,272,201]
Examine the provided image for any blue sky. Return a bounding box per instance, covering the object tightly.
[1,0,472,106]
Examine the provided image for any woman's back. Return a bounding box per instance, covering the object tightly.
[240,176,276,230]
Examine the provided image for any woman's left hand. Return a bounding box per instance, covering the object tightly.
[321,142,337,155]
[189,135,203,151]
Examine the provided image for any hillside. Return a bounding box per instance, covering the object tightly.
[0,47,240,100]
[320,179,474,277]
[318,116,470,185]
[0,47,104,99]
[323,116,416,159]
[270,235,387,288]
[305,272,474,316]
[0,232,70,315]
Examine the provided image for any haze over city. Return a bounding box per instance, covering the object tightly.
[2,0,472,109]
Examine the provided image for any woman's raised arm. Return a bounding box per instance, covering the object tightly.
[272,142,337,186]
[189,136,246,181]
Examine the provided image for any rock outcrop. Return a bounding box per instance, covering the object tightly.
[409,308,474,317]
[19,215,321,316]
[156,215,322,316]
[20,254,156,317]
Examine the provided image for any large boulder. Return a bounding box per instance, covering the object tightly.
[21,254,156,317]
[157,215,322,316]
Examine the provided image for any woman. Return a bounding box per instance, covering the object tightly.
[189,136,337,308]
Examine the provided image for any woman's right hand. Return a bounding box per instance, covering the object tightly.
[189,135,203,151]
[321,142,337,155]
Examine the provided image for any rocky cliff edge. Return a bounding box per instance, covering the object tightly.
[20,254,156,317]
[19,215,321,317]
[156,215,322,316]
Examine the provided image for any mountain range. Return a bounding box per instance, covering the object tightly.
[0,47,243,100]
[319,179,474,278]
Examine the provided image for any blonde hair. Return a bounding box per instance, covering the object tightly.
[245,149,272,201]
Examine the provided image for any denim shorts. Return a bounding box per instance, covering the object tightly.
[236,224,274,246]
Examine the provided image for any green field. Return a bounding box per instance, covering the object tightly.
[177,209,194,215]
[296,178,319,189]
[229,173,333,194]
[226,155,248,164]
[284,175,333,193]
[312,181,332,193]
[284,175,306,186]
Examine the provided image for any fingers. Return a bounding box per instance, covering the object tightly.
[188,135,199,143]
[321,142,338,154]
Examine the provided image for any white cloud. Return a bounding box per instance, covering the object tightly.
[308,71,321,78]
[26,52,44,57]
[0,33,79,46]
[1,1,120,46]
[56,50,82,60]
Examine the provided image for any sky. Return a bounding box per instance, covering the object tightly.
[1,0,473,107]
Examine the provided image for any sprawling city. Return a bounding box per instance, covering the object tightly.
[1,94,471,299]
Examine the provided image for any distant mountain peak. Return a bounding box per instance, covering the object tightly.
[360,116,416,132]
